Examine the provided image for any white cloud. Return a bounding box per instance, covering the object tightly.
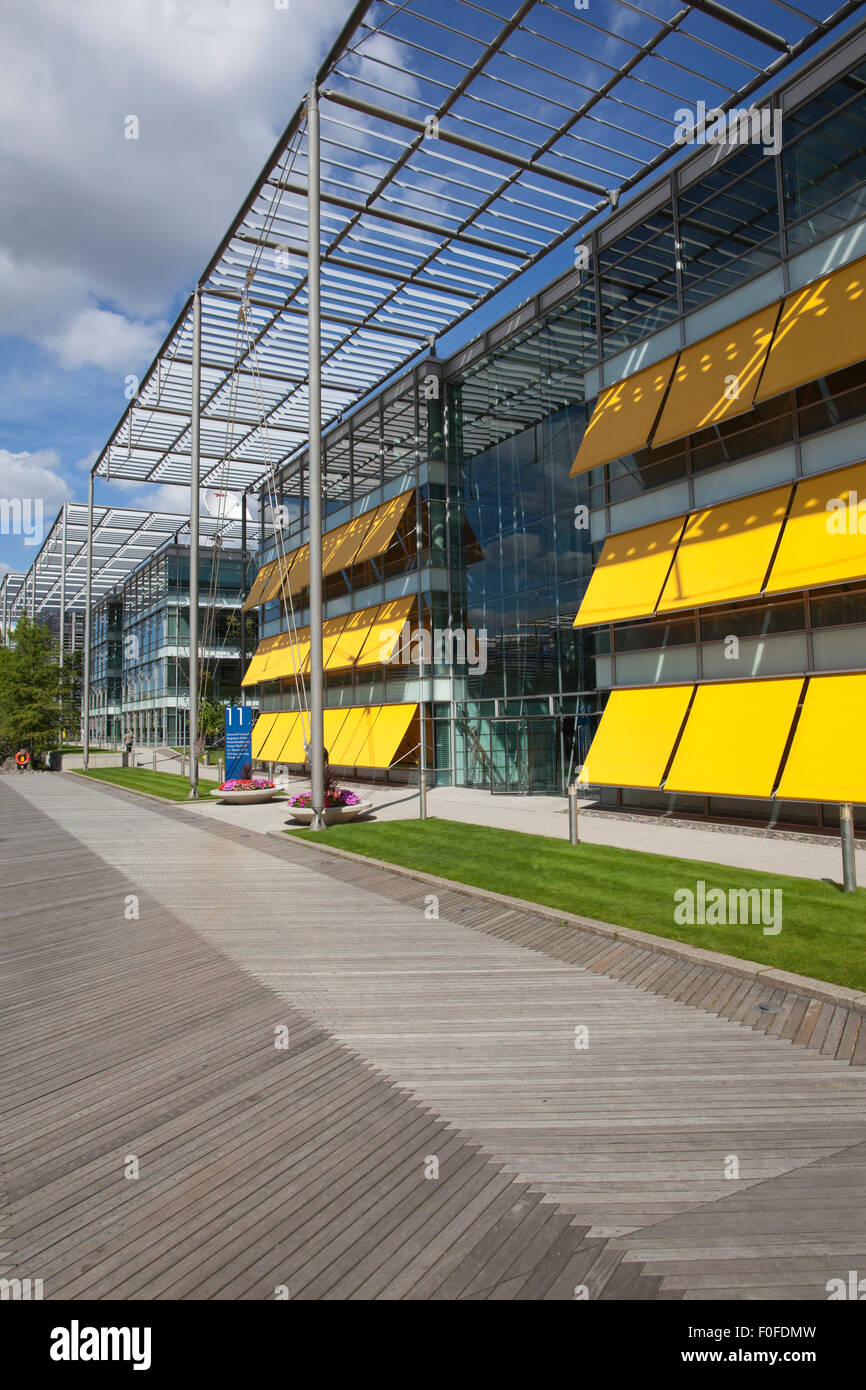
[1,0,352,366]
[0,448,72,513]
[43,307,166,373]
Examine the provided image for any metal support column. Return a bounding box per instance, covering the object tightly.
[59,503,67,668]
[841,803,857,893]
[307,82,325,831]
[568,783,579,845]
[416,478,427,820]
[240,488,248,695]
[187,287,202,798]
[82,474,95,769]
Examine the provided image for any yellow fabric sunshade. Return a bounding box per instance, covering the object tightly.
[570,355,678,477]
[325,605,379,670]
[241,651,270,686]
[322,511,376,578]
[756,253,866,403]
[256,703,418,769]
[327,706,373,764]
[323,707,351,759]
[363,703,417,768]
[285,543,310,597]
[256,711,293,761]
[657,485,793,612]
[242,560,277,612]
[576,685,693,788]
[251,712,278,759]
[665,678,804,798]
[261,557,292,605]
[320,613,350,668]
[272,711,308,763]
[241,632,288,686]
[653,307,779,447]
[355,596,415,668]
[573,515,687,627]
[352,491,413,565]
[765,460,866,595]
[777,674,866,803]
[261,628,310,681]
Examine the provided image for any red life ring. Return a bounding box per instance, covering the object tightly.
[15,750,30,767]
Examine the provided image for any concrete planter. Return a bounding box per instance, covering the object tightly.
[210,787,280,805]
[287,801,372,825]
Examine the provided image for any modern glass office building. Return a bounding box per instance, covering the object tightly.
[241,24,866,826]
[88,544,257,747]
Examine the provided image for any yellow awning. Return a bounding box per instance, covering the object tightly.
[323,707,351,759]
[657,485,793,612]
[261,711,296,762]
[665,678,804,798]
[320,613,350,668]
[241,651,270,686]
[573,515,687,627]
[352,491,413,565]
[277,711,310,764]
[355,595,416,668]
[242,560,277,612]
[653,306,779,447]
[261,555,293,605]
[576,685,693,788]
[255,711,292,762]
[755,253,866,403]
[765,460,866,595]
[327,706,370,764]
[285,542,310,597]
[251,711,278,759]
[777,674,866,803]
[262,627,310,681]
[570,355,678,477]
[325,605,378,669]
[322,512,376,578]
[362,703,417,768]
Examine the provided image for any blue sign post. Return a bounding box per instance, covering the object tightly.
[224,705,253,781]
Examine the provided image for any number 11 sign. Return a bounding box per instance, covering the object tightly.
[225,705,253,780]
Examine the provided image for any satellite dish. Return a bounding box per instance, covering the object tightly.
[203,488,243,521]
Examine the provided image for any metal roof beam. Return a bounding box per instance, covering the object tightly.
[686,0,792,54]
[321,88,615,201]
[268,177,526,258]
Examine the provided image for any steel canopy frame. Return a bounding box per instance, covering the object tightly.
[89,0,861,497]
[5,504,246,622]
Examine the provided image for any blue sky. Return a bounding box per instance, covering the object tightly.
[1,0,853,586]
[0,0,355,579]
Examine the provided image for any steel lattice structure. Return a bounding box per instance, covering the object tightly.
[93,0,863,496]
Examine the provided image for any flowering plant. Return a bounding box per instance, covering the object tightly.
[289,787,360,808]
[219,778,275,791]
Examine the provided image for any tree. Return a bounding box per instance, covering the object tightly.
[0,616,78,762]
[197,695,225,748]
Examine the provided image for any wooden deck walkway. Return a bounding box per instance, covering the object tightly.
[2,773,866,1300]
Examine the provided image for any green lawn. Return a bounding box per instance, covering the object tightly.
[289,817,866,991]
[73,767,205,801]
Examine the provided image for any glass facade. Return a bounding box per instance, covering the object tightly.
[88,546,257,746]
[249,42,866,822]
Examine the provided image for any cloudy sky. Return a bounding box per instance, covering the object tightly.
[0,0,354,579]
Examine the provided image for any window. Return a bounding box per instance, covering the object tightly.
[679,145,780,312]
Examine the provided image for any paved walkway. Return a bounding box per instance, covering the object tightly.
[189,777,866,884]
[3,773,866,1299]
